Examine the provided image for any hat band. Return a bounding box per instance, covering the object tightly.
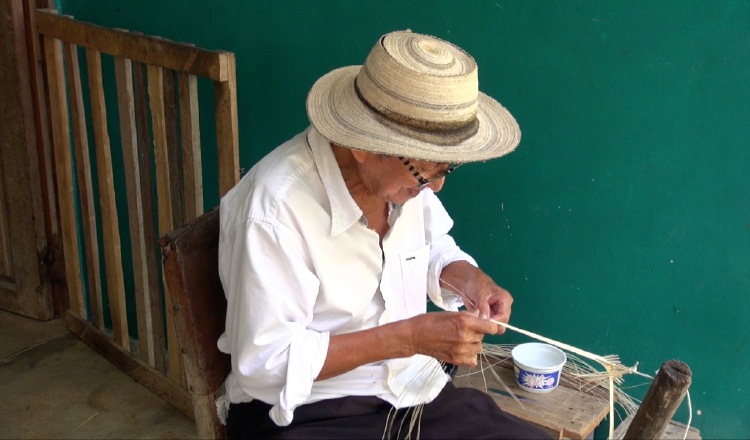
[354,78,479,146]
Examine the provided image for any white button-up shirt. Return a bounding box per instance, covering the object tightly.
[217,127,476,426]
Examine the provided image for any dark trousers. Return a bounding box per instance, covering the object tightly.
[227,383,552,439]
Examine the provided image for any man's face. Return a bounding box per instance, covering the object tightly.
[359,154,451,205]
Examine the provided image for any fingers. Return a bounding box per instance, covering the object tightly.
[479,284,513,325]
[411,312,497,366]
[454,346,482,367]
[465,276,510,313]
[449,310,500,335]
[477,301,491,320]
[443,322,484,366]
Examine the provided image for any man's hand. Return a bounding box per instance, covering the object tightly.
[319,309,497,379]
[407,311,498,367]
[439,261,513,334]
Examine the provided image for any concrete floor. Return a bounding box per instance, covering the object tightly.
[0,309,197,439]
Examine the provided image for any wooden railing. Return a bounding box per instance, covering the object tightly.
[36,9,239,417]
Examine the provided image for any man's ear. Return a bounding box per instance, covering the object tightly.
[350,148,371,164]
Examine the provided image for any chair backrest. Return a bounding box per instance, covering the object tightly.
[160,207,229,439]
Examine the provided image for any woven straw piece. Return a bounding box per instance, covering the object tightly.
[306,30,521,163]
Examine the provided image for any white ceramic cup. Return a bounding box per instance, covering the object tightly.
[511,342,567,393]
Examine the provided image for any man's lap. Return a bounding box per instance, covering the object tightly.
[227,383,552,439]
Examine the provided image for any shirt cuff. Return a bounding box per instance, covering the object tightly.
[269,330,330,426]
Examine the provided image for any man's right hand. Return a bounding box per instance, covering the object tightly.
[407,311,500,367]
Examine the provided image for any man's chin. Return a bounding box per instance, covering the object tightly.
[391,190,419,205]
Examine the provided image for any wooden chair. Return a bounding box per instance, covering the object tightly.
[160,208,229,439]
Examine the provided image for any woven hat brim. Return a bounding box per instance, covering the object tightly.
[307,66,521,163]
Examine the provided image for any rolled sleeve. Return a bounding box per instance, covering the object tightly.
[271,330,329,425]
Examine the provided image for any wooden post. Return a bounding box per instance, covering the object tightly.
[214,53,239,196]
[624,360,692,440]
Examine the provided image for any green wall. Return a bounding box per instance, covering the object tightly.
[59,1,750,438]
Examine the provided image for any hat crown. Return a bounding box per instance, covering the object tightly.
[355,31,479,131]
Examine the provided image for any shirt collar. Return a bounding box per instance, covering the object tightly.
[306,127,364,237]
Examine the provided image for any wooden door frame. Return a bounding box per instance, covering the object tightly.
[24,0,67,316]
[0,0,63,319]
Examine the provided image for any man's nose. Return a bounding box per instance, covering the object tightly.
[426,177,445,193]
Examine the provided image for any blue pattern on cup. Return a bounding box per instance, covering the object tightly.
[515,366,561,390]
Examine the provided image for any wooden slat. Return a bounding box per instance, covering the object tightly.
[147,64,183,383]
[147,65,173,244]
[114,56,156,367]
[35,9,230,81]
[85,47,129,351]
[214,53,240,196]
[179,72,203,220]
[162,69,184,228]
[132,61,166,372]
[64,42,104,328]
[42,36,84,316]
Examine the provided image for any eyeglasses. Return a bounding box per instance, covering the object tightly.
[399,156,461,188]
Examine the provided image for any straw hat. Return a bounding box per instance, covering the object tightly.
[306,30,520,163]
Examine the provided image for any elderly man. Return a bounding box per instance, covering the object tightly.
[217,30,550,439]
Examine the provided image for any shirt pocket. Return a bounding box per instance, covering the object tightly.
[399,244,430,317]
